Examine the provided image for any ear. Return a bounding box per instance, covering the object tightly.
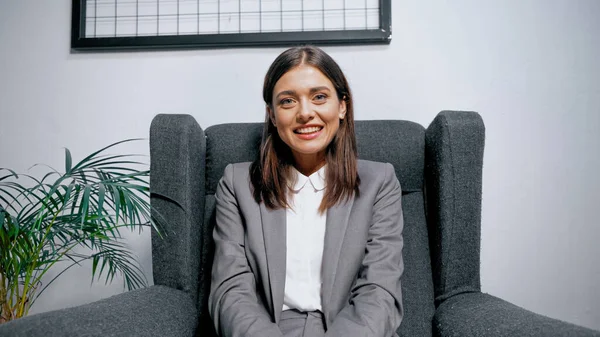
[338,98,347,120]
[267,105,276,127]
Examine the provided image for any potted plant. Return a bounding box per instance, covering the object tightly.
[0,139,161,323]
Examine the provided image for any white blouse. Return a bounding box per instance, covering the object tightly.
[282,165,327,312]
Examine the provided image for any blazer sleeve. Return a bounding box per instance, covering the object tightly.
[208,164,284,337]
[325,163,404,337]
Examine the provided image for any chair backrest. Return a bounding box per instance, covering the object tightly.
[201,120,435,336]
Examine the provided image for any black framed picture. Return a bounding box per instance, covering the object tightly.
[71,0,392,51]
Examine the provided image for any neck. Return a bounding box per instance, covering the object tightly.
[293,152,325,176]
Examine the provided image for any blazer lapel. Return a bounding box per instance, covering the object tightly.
[321,196,355,314]
[259,203,286,323]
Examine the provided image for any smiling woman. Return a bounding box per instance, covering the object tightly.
[255,47,358,214]
[208,46,404,337]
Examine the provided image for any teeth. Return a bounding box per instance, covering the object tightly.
[296,126,322,134]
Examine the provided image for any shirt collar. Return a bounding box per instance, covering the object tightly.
[290,165,326,192]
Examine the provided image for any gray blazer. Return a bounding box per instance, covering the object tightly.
[208,160,404,337]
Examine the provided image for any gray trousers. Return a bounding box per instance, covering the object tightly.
[278,310,326,337]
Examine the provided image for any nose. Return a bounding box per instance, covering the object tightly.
[297,100,315,122]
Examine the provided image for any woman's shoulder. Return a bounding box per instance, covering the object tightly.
[357,160,401,197]
[221,161,253,180]
[217,162,254,199]
[357,159,391,170]
[357,159,394,177]
[227,161,253,171]
[357,159,398,186]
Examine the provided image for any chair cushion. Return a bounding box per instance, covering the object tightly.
[0,285,197,337]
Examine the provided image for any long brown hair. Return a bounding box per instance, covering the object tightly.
[250,46,360,213]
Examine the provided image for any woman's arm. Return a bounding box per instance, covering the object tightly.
[325,163,404,337]
[208,164,284,337]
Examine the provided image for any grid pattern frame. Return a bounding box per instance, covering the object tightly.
[72,0,391,50]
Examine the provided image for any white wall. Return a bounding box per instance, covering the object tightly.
[1,0,598,331]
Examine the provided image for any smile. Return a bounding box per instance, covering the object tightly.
[293,126,324,140]
[294,126,323,134]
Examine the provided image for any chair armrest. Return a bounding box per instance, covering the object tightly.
[425,110,485,304]
[0,285,197,337]
[433,292,600,337]
[150,113,206,304]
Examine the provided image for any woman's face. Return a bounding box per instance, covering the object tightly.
[269,65,346,170]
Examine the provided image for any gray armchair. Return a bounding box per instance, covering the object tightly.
[1,111,598,337]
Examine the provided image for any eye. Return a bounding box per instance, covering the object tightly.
[279,98,295,106]
[313,93,328,102]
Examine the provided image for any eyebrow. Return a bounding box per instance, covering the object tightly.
[275,90,296,100]
[275,86,331,100]
[309,86,331,94]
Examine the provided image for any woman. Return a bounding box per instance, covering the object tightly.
[208,46,404,337]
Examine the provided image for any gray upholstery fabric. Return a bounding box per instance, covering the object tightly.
[149,114,206,306]
[0,285,197,337]
[397,192,435,336]
[205,123,263,195]
[433,292,600,337]
[425,111,485,305]
[355,120,425,193]
[355,120,435,337]
[198,194,218,337]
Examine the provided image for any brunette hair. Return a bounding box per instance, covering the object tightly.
[250,46,360,213]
